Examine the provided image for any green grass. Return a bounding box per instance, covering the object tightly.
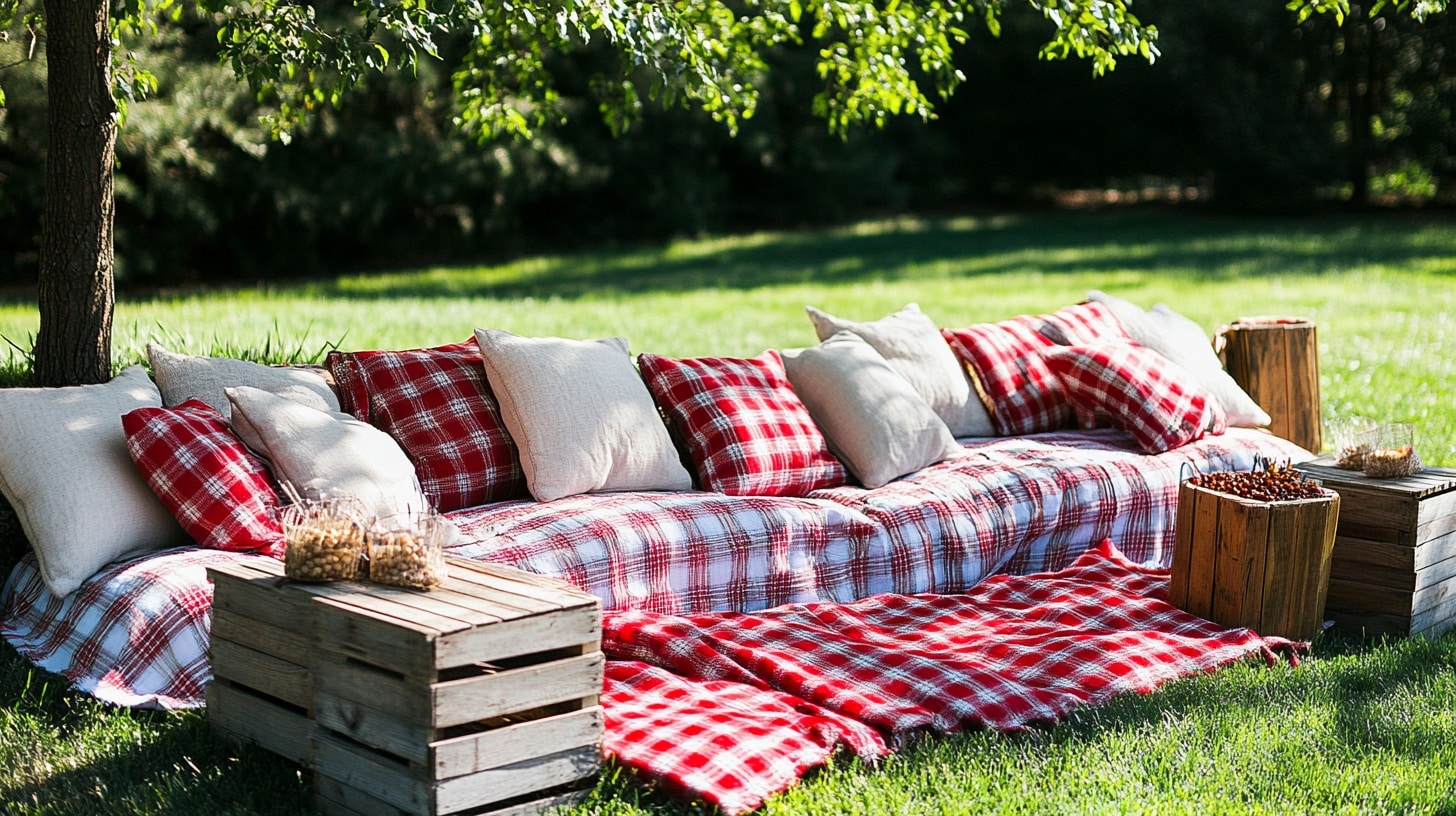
[2,208,1456,814]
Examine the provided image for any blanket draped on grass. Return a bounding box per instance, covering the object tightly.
[597,540,1302,815]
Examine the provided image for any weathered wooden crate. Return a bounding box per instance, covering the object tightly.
[207,556,604,815]
[1296,459,1456,638]
[1168,479,1340,641]
[1220,316,1322,455]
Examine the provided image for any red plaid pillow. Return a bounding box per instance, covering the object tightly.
[942,317,1065,436]
[327,338,525,511]
[122,400,284,556]
[638,351,847,496]
[942,302,1127,437]
[1043,343,1228,454]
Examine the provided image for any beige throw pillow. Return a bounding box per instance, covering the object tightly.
[226,385,429,523]
[805,303,995,438]
[473,329,693,502]
[782,332,964,489]
[0,366,187,597]
[148,343,340,420]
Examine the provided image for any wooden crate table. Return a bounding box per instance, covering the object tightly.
[1296,458,1456,638]
[206,556,604,816]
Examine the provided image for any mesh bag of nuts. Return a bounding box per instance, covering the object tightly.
[281,497,369,582]
[367,512,449,590]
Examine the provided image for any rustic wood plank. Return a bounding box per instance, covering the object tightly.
[434,745,601,815]
[314,775,408,816]
[1414,529,1456,572]
[308,595,439,678]
[1329,554,1415,592]
[1223,320,1321,453]
[433,654,605,730]
[211,636,312,710]
[432,707,604,782]
[1167,480,1199,612]
[1325,578,1413,616]
[208,568,314,634]
[436,605,602,669]
[1180,484,1222,620]
[299,580,495,632]
[1409,609,1456,640]
[1410,589,1456,636]
[313,732,430,814]
[211,609,312,668]
[446,559,596,607]
[1414,549,1456,593]
[206,679,314,766]
[1329,535,1415,573]
[1210,494,1255,629]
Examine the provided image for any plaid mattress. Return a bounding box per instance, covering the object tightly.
[2,427,1307,711]
[601,539,1303,815]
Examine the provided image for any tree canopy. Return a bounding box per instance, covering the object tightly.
[0,0,1446,385]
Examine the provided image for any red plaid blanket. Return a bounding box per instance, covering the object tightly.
[599,539,1302,814]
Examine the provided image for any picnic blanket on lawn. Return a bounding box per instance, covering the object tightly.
[597,539,1303,815]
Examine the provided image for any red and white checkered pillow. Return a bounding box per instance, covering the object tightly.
[638,351,847,496]
[1043,343,1227,454]
[942,302,1127,437]
[327,338,525,511]
[122,400,285,556]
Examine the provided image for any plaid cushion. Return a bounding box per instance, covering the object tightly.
[326,338,525,511]
[942,302,1127,436]
[1044,344,1227,454]
[639,351,846,496]
[122,400,285,557]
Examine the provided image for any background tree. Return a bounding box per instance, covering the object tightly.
[0,0,1443,386]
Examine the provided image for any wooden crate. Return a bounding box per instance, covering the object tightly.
[1168,480,1340,641]
[1296,459,1456,638]
[207,556,604,815]
[1220,316,1322,454]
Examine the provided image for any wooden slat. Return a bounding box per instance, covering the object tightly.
[1414,529,1456,572]
[308,595,439,679]
[432,707,603,782]
[1167,480,1199,611]
[446,559,597,607]
[433,654,605,730]
[434,745,601,815]
[1180,484,1221,620]
[300,581,495,633]
[314,775,408,816]
[206,679,314,766]
[436,605,602,669]
[211,608,312,668]
[1210,493,1257,629]
[1330,534,1415,572]
[208,568,315,635]
[1325,577,1414,616]
[1410,589,1456,636]
[211,636,312,710]
[1223,320,1321,453]
[314,732,430,814]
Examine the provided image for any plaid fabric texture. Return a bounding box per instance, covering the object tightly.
[0,428,1308,714]
[1,546,272,709]
[1045,343,1228,454]
[122,400,285,556]
[326,339,526,510]
[638,351,846,496]
[942,302,1128,437]
[601,539,1303,814]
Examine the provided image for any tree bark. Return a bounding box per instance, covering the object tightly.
[35,0,115,386]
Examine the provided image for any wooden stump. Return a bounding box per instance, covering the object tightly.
[1168,480,1340,641]
[1220,316,1322,454]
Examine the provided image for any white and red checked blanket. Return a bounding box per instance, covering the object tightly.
[597,539,1303,814]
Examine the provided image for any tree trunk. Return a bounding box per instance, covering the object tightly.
[35,0,115,386]
[1345,6,1373,208]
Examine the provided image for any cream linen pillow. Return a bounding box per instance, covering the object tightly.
[473,329,693,502]
[782,331,964,489]
[226,385,429,523]
[805,303,995,438]
[148,343,340,419]
[0,366,187,597]
[1087,291,1272,428]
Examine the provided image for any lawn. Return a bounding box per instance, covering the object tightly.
[2,208,1455,814]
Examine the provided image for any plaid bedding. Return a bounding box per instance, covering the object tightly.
[2,427,1308,711]
[602,539,1302,814]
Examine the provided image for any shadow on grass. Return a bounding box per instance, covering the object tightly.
[317,210,1456,303]
[0,646,313,815]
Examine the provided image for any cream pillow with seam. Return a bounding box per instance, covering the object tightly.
[148,343,339,420]
[805,303,995,438]
[0,366,187,597]
[473,329,693,502]
[782,331,964,489]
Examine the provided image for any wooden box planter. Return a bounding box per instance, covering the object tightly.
[207,556,604,816]
[1168,480,1340,641]
[1220,316,1322,455]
